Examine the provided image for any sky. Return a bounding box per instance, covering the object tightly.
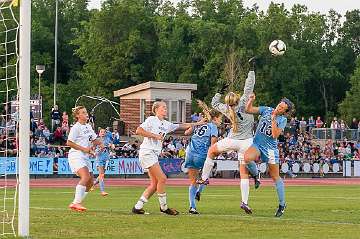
[88,0,360,16]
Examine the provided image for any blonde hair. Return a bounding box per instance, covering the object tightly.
[224,92,240,133]
[197,100,222,122]
[152,101,166,115]
[72,106,86,121]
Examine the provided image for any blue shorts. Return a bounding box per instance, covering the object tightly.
[252,143,279,164]
[96,152,109,167]
[185,151,206,170]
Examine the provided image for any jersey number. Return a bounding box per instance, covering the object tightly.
[194,125,208,137]
[260,122,272,137]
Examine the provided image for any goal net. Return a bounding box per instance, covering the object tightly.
[0,0,19,236]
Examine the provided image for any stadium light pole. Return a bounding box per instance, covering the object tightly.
[19,0,31,237]
[36,65,45,119]
[53,0,58,107]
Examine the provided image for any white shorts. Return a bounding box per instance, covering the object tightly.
[138,148,160,170]
[68,156,93,174]
[215,137,253,164]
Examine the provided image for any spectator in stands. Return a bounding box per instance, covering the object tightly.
[53,126,65,145]
[299,117,307,133]
[112,128,120,145]
[30,118,37,134]
[308,116,315,132]
[51,105,61,131]
[191,113,199,122]
[43,126,51,141]
[38,118,45,130]
[315,116,323,128]
[61,111,69,133]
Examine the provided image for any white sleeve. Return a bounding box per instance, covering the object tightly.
[67,125,79,142]
[139,116,154,131]
[166,122,180,133]
[90,127,97,141]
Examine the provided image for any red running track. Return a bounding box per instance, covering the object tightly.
[3,178,360,188]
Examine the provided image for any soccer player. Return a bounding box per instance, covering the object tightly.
[184,102,222,214]
[244,93,295,217]
[92,128,114,196]
[132,101,206,215]
[197,58,259,214]
[67,106,104,212]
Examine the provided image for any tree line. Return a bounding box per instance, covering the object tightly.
[8,0,360,125]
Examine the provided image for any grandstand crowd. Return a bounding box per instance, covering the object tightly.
[1,107,360,165]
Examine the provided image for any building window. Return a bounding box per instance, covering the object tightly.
[170,101,178,122]
[178,100,185,123]
[140,99,146,122]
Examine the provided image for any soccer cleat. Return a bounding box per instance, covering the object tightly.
[101,191,109,197]
[275,204,286,217]
[195,192,201,201]
[189,207,200,215]
[160,207,179,216]
[69,203,87,212]
[132,207,146,214]
[89,185,95,192]
[240,202,252,214]
[252,175,261,189]
[196,178,209,185]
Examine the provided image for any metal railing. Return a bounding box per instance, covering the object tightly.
[311,128,360,141]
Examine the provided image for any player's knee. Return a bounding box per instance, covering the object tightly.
[157,175,167,185]
[208,145,218,158]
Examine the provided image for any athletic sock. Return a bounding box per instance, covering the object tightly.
[240,179,250,204]
[189,185,197,209]
[201,157,214,180]
[275,178,285,206]
[158,193,168,211]
[73,184,86,204]
[246,161,258,177]
[134,195,148,210]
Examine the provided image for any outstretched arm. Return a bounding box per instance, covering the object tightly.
[245,93,259,114]
[238,71,256,109]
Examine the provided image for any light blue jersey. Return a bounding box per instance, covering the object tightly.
[96,132,113,167]
[185,122,218,169]
[253,106,287,164]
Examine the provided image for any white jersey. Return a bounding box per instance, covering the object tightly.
[68,122,97,159]
[139,116,179,151]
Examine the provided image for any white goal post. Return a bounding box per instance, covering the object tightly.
[18,0,31,237]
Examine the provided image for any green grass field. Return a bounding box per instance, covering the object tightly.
[23,185,360,238]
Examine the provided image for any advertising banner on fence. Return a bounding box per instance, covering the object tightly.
[57,158,144,175]
[0,157,53,175]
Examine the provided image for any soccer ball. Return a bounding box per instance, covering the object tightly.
[269,40,286,56]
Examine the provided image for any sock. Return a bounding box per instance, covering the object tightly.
[201,157,214,180]
[94,177,99,186]
[246,161,258,177]
[73,184,86,204]
[240,179,250,204]
[275,178,285,206]
[158,193,168,211]
[197,184,206,194]
[99,179,105,192]
[82,192,88,202]
[189,185,197,209]
[134,195,148,210]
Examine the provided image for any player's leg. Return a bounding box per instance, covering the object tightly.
[239,164,252,214]
[188,168,199,214]
[269,163,286,217]
[98,166,108,196]
[149,163,179,215]
[198,138,238,184]
[69,166,91,212]
[244,145,261,188]
[133,167,157,214]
